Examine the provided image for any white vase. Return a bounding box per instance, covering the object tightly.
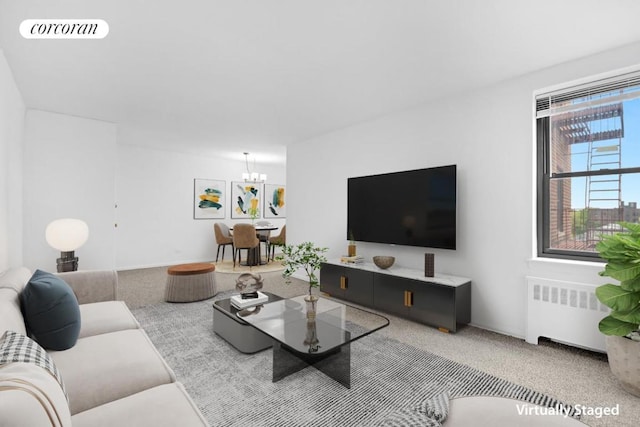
[606,335,640,397]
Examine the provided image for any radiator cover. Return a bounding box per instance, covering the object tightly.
[526,276,609,352]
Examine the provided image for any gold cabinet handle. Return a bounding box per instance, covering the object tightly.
[340,276,348,290]
[404,290,413,307]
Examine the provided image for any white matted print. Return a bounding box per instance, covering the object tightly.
[264,184,286,218]
[194,179,225,219]
[231,182,261,219]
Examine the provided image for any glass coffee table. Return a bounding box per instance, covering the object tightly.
[237,295,389,388]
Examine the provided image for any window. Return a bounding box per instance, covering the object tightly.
[537,70,640,260]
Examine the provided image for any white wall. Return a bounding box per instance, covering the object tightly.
[288,41,640,338]
[22,110,117,272]
[0,49,25,271]
[18,111,286,272]
[115,143,286,270]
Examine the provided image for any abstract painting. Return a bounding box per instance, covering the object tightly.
[231,181,261,219]
[264,184,286,218]
[194,179,225,219]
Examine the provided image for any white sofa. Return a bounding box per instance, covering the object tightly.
[0,267,209,427]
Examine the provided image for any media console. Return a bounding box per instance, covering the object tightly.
[320,260,471,332]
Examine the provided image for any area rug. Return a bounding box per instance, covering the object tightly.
[214,259,284,274]
[132,292,580,426]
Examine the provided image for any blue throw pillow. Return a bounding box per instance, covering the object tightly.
[20,269,81,350]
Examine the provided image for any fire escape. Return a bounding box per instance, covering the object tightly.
[553,103,624,249]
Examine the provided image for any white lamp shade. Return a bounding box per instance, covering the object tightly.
[45,218,89,251]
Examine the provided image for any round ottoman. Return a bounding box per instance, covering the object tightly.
[165,263,217,302]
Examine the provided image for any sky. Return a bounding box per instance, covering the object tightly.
[568,97,640,211]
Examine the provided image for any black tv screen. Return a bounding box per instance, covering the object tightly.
[347,165,457,249]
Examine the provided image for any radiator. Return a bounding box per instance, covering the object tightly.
[525,276,609,352]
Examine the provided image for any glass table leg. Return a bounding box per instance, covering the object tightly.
[272,340,351,389]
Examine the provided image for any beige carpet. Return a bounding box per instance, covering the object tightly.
[117,266,298,310]
[213,259,284,274]
[116,266,640,427]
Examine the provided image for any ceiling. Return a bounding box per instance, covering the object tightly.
[2,0,640,165]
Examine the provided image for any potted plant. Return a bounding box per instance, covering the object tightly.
[595,221,640,396]
[278,242,328,312]
[248,199,260,223]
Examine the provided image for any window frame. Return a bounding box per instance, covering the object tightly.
[536,70,640,261]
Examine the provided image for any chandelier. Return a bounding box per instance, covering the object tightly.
[242,152,267,183]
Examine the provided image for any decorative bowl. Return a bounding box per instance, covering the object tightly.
[373,256,395,269]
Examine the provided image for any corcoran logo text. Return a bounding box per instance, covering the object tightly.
[20,19,109,39]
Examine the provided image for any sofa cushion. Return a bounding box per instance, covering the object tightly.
[0,267,31,294]
[20,270,81,350]
[49,329,176,415]
[0,267,32,336]
[79,301,140,338]
[0,362,72,427]
[71,383,208,427]
[0,289,27,337]
[0,330,67,399]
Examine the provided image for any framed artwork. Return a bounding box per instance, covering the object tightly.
[264,184,286,218]
[231,181,261,219]
[194,179,225,219]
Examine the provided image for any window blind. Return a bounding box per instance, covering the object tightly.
[536,70,640,118]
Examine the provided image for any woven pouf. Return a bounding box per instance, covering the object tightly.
[165,263,217,302]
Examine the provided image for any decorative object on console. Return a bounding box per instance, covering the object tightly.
[340,255,364,264]
[45,218,89,272]
[194,178,225,219]
[348,230,357,257]
[278,242,328,306]
[425,253,434,277]
[595,221,640,396]
[373,256,395,269]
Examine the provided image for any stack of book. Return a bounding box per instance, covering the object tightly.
[340,255,364,264]
[231,291,269,309]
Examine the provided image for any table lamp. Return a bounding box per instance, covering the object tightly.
[45,218,89,272]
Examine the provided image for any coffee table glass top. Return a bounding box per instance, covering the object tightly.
[237,295,389,354]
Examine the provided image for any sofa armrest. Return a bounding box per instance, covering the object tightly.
[56,270,118,304]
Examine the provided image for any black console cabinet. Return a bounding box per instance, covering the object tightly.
[320,261,471,332]
[319,263,374,307]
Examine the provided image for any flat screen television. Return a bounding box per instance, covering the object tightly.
[347,165,457,249]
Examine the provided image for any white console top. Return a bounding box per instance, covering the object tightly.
[324,259,471,288]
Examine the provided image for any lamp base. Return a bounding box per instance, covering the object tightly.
[56,251,79,273]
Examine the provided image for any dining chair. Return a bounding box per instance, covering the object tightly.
[232,224,260,267]
[214,223,234,263]
[268,225,286,261]
[256,220,272,263]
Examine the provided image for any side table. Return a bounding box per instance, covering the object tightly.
[212,292,283,353]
